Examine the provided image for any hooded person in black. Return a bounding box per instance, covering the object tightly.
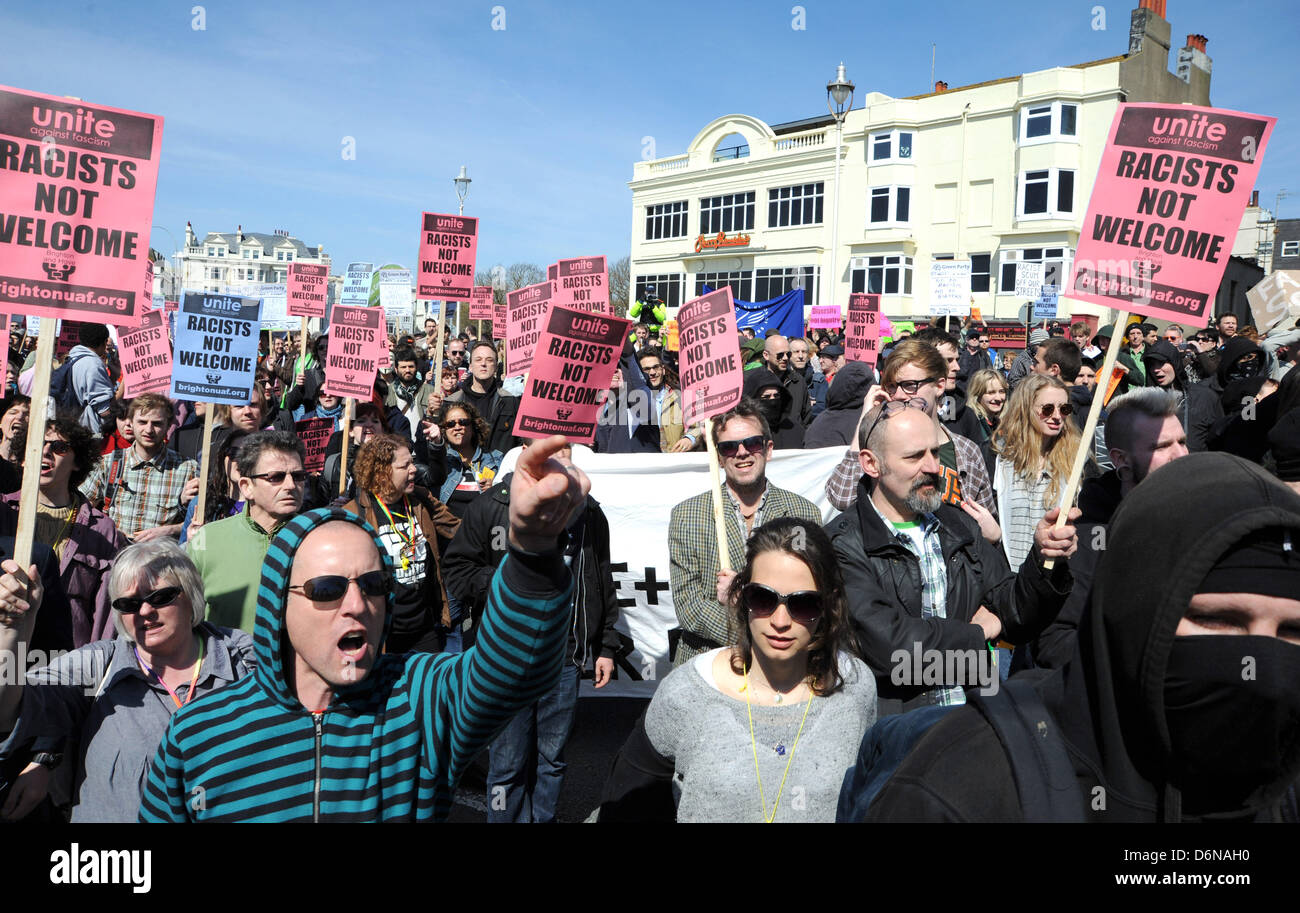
[743,367,804,449]
[862,452,1300,822]
[1206,335,1273,459]
[1141,338,1223,451]
[804,361,873,449]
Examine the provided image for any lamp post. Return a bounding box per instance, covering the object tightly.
[453,166,472,335]
[825,64,854,320]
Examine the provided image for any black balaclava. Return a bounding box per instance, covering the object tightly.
[756,388,783,427]
[1163,528,1300,816]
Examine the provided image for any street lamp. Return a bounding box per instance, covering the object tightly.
[454,165,472,216]
[824,64,854,315]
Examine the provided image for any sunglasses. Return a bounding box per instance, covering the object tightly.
[112,585,183,614]
[862,398,930,447]
[288,571,391,603]
[717,434,767,458]
[42,439,72,455]
[741,582,823,626]
[772,352,790,360]
[443,418,472,429]
[1038,403,1075,418]
[250,470,309,485]
[889,377,941,395]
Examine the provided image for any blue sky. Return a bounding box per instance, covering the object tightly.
[4,1,1297,277]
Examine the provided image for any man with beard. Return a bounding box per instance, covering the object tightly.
[1032,388,1189,669]
[826,405,1077,713]
[386,346,436,432]
[667,399,821,666]
[760,335,812,430]
[860,452,1300,822]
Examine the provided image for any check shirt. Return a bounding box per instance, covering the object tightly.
[866,498,964,707]
[81,447,198,539]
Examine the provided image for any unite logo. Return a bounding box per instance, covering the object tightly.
[436,217,464,231]
[1151,112,1226,141]
[572,317,611,336]
[568,259,594,271]
[32,105,117,139]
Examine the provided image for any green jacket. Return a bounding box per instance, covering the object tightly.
[187,506,287,634]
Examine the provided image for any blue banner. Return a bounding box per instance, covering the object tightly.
[702,285,804,339]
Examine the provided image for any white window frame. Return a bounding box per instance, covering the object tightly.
[699,191,756,234]
[207,247,215,256]
[852,255,914,297]
[998,247,1073,294]
[767,182,825,228]
[645,201,688,241]
[1281,240,1300,258]
[1017,168,1075,220]
[867,185,911,228]
[970,253,992,294]
[869,129,915,164]
[1019,101,1080,145]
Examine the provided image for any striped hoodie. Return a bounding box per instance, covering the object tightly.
[139,507,572,822]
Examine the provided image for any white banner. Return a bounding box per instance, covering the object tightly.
[1013,261,1044,300]
[341,261,374,307]
[496,445,849,697]
[930,260,971,317]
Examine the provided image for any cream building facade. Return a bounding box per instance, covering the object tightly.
[173,222,343,305]
[629,1,1217,324]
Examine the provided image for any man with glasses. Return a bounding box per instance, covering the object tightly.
[826,402,1077,713]
[637,347,693,452]
[760,335,812,431]
[141,435,593,822]
[187,431,307,633]
[825,340,995,523]
[444,341,518,455]
[668,399,821,667]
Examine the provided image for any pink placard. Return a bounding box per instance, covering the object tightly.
[294,416,334,472]
[287,262,329,318]
[512,305,631,443]
[0,85,162,326]
[505,280,553,375]
[118,308,171,397]
[492,300,506,339]
[845,294,881,367]
[678,287,744,427]
[55,320,81,359]
[417,212,477,302]
[323,305,383,399]
[553,256,609,314]
[468,285,494,321]
[808,305,842,329]
[0,315,8,387]
[1068,103,1275,327]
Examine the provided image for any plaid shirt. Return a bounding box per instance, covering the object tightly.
[825,429,995,516]
[81,447,198,539]
[668,483,822,667]
[866,498,963,707]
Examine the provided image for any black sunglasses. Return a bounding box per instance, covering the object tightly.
[112,585,184,614]
[42,439,72,455]
[717,434,767,458]
[741,582,823,626]
[443,418,472,429]
[1039,403,1075,418]
[250,470,309,485]
[288,571,390,603]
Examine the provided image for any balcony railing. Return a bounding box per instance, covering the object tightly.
[774,130,826,151]
[649,155,690,174]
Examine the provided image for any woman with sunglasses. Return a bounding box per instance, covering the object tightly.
[343,433,460,654]
[0,539,254,822]
[0,414,129,647]
[178,428,249,543]
[600,518,875,822]
[990,374,1082,572]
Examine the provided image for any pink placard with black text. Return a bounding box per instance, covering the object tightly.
[677,287,744,427]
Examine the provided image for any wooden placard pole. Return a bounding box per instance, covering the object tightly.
[703,427,732,573]
[193,405,216,522]
[1042,309,1130,571]
[338,397,353,495]
[432,303,447,375]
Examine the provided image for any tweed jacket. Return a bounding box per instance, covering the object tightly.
[668,482,822,667]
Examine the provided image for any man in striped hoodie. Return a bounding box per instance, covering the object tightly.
[139,436,588,822]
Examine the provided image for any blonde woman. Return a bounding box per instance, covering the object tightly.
[991,374,1082,572]
[966,368,1007,445]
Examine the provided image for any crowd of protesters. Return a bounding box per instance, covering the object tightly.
[0,305,1297,824]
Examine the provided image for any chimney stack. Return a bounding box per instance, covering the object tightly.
[934,80,948,93]
[1251,190,1260,208]
[1186,33,1208,52]
[1139,0,1167,18]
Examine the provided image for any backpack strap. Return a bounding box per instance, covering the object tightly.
[967,678,1086,822]
[102,448,125,510]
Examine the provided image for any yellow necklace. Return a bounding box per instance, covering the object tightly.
[744,665,814,823]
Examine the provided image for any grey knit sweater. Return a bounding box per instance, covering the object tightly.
[644,649,877,822]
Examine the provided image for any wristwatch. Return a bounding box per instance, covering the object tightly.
[30,751,62,770]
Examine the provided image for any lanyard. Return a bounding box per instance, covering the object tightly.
[375,495,419,570]
[135,638,205,710]
[744,666,813,823]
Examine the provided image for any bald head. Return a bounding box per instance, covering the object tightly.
[763,336,791,374]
